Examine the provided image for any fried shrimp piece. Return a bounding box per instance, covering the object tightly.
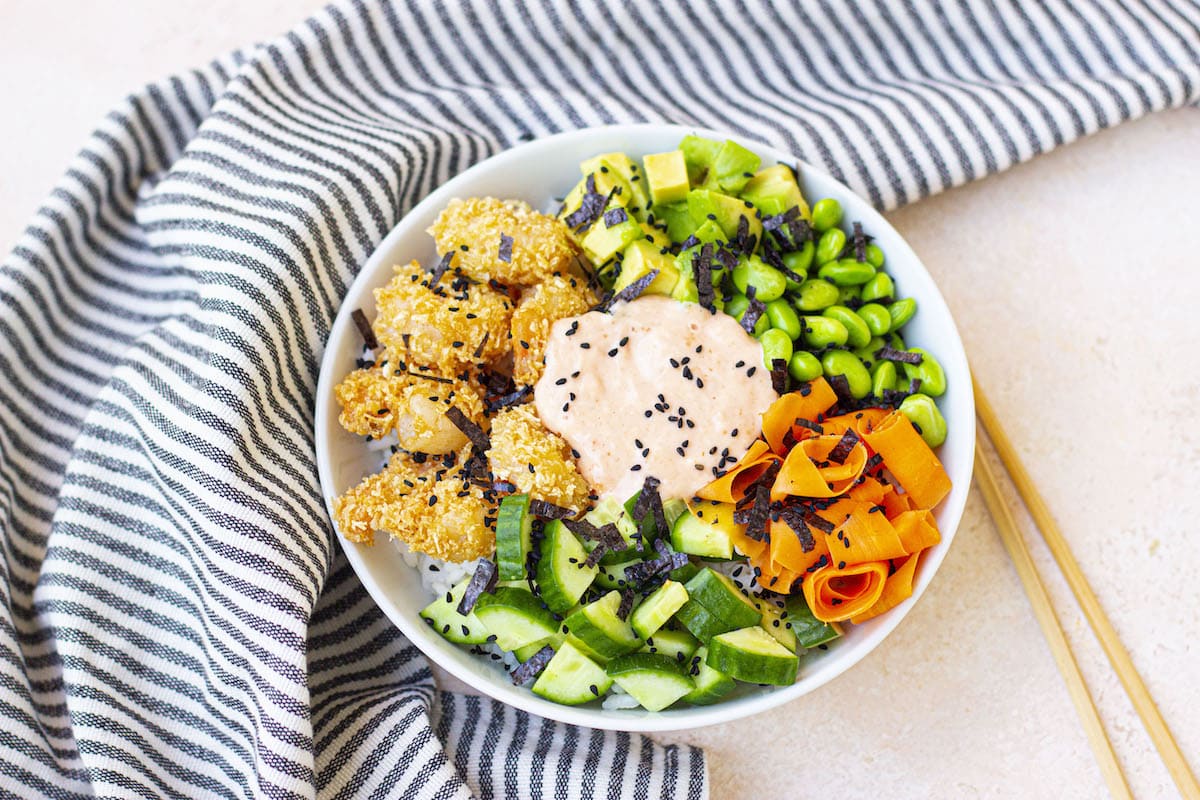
[429,197,580,286]
[335,361,486,453]
[333,449,494,561]
[510,275,598,386]
[372,260,512,376]
[487,404,591,512]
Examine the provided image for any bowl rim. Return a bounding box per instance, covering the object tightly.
[314,123,975,732]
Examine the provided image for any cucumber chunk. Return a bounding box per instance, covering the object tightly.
[683,646,737,705]
[473,586,559,651]
[532,639,612,705]
[683,568,761,629]
[640,627,699,662]
[495,494,532,581]
[707,626,800,686]
[785,593,843,648]
[606,653,694,712]
[675,599,740,643]
[536,520,598,613]
[419,577,491,645]
[630,580,689,640]
[668,561,702,584]
[585,495,642,564]
[595,556,642,590]
[515,633,564,662]
[755,597,798,653]
[562,590,641,659]
[670,510,734,560]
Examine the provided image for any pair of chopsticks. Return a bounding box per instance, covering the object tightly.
[972,379,1199,800]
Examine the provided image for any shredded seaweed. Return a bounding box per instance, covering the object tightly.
[456,558,498,616]
[350,309,378,350]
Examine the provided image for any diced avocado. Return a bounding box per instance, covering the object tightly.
[640,221,671,249]
[692,218,727,244]
[581,205,642,265]
[651,201,697,243]
[613,239,680,296]
[643,150,691,207]
[558,167,633,233]
[686,188,763,243]
[640,627,700,661]
[711,139,762,194]
[630,580,689,640]
[606,653,694,711]
[670,270,699,303]
[739,163,811,219]
[683,646,737,705]
[679,134,722,186]
[582,152,650,219]
[532,639,612,705]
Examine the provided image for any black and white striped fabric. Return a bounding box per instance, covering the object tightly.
[1,1,1195,797]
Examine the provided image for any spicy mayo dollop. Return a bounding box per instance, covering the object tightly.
[534,295,778,502]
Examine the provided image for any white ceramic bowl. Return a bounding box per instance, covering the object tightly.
[315,124,975,732]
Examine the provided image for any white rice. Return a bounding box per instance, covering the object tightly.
[392,538,474,599]
[601,682,640,710]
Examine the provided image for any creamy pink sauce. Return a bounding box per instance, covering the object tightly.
[534,295,778,502]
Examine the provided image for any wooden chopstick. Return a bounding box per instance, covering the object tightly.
[973,439,1133,799]
[974,381,1200,800]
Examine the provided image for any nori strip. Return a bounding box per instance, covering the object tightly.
[694,243,715,312]
[430,251,454,287]
[875,345,923,365]
[827,429,859,465]
[509,644,555,685]
[529,499,573,520]
[498,234,514,263]
[350,309,378,350]
[779,506,816,553]
[472,331,490,359]
[446,407,490,452]
[487,385,532,412]
[795,418,824,434]
[744,484,771,541]
[741,286,766,334]
[632,476,666,542]
[852,221,866,262]
[616,589,636,621]
[598,268,659,311]
[603,207,628,228]
[770,358,788,394]
[456,558,498,616]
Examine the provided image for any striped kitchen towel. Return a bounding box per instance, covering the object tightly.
[1,1,1196,797]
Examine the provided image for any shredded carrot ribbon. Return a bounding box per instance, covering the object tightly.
[698,377,952,624]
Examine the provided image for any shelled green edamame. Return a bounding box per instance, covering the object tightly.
[556,134,950,448]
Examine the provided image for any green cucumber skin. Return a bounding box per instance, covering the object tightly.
[683,647,737,705]
[472,586,558,651]
[495,494,532,581]
[706,628,800,686]
[785,594,843,648]
[640,628,700,662]
[563,593,640,659]
[606,653,694,712]
[532,640,612,705]
[670,512,734,560]
[536,520,597,614]
[683,568,761,629]
[630,580,689,640]
[675,599,740,643]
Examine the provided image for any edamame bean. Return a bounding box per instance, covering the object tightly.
[865,243,885,268]
[759,328,794,370]
[870,360,897,398]
[822,305,872,349]
[821,350,871,399]
[794,279,840,311]
[888,297,917,329]
[732,257,787,302]
[788,351,823,382]
[723,293,750,320]
[740,305,769,337]
[856,302,892,336]
[811,198,843,232]
[818,258,876,287]
[815,228,847,266]
[782,241,815,282]
[854,336,886,370]
[902,348,947,397]
[801,316,849,348]
[899,394,947,447]
[765,298,802,340]
[837,285,862,306]
[886,331,906,351]
[861,272,895,303]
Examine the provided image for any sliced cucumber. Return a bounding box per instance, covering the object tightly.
[595,556,643,590]
[515,633,564,662]
[630,580,689,640]
[684,568,761,629]
[536,520,598,613]
[675,599,741,643]
[495,494,532,581]
[473,586,559,651]
[624,491,688,546]
[683,646,737,705]
[785,593,843,648]
[707,626,800,686]
[755,597,797,653]
[586,495,641,563]
[532,639,612,705]
[419,577,491,645]
[562,590,641,659]
[605,653,694,712]
[668,561,702,584]
[640,627,699,662]
[670,510,734,559]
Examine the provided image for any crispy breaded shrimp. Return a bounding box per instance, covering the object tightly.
[429,197,580,286]
[509,275,598,386]
[335,359,486,453]
[373,260,512,376]
[487,404,591,512]
[333,449,494,562]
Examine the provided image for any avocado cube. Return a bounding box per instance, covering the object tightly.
[676,241,726,291]
[643,150,691,207]
[687,189,764,244]
[740,163,811,219]
[651,201,698,243]
[712,140,762,194]
[614,239,679,296]
[582,153,650,220]
[582,206,642,265]
[670,269,699,303]
[692,219,726,245]
[679,134,722,186]
[640,221,671,249]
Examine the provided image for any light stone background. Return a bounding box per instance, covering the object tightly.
[2,3,1197,798]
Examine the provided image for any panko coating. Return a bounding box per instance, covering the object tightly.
[510,275,598,386]
[333,448,494,562]
[373,260,512,376]
[429,197,580,286]
[486,404,592,512]
[335,360,486,453]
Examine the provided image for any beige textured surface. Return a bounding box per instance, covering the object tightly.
[2,4,1198,798]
